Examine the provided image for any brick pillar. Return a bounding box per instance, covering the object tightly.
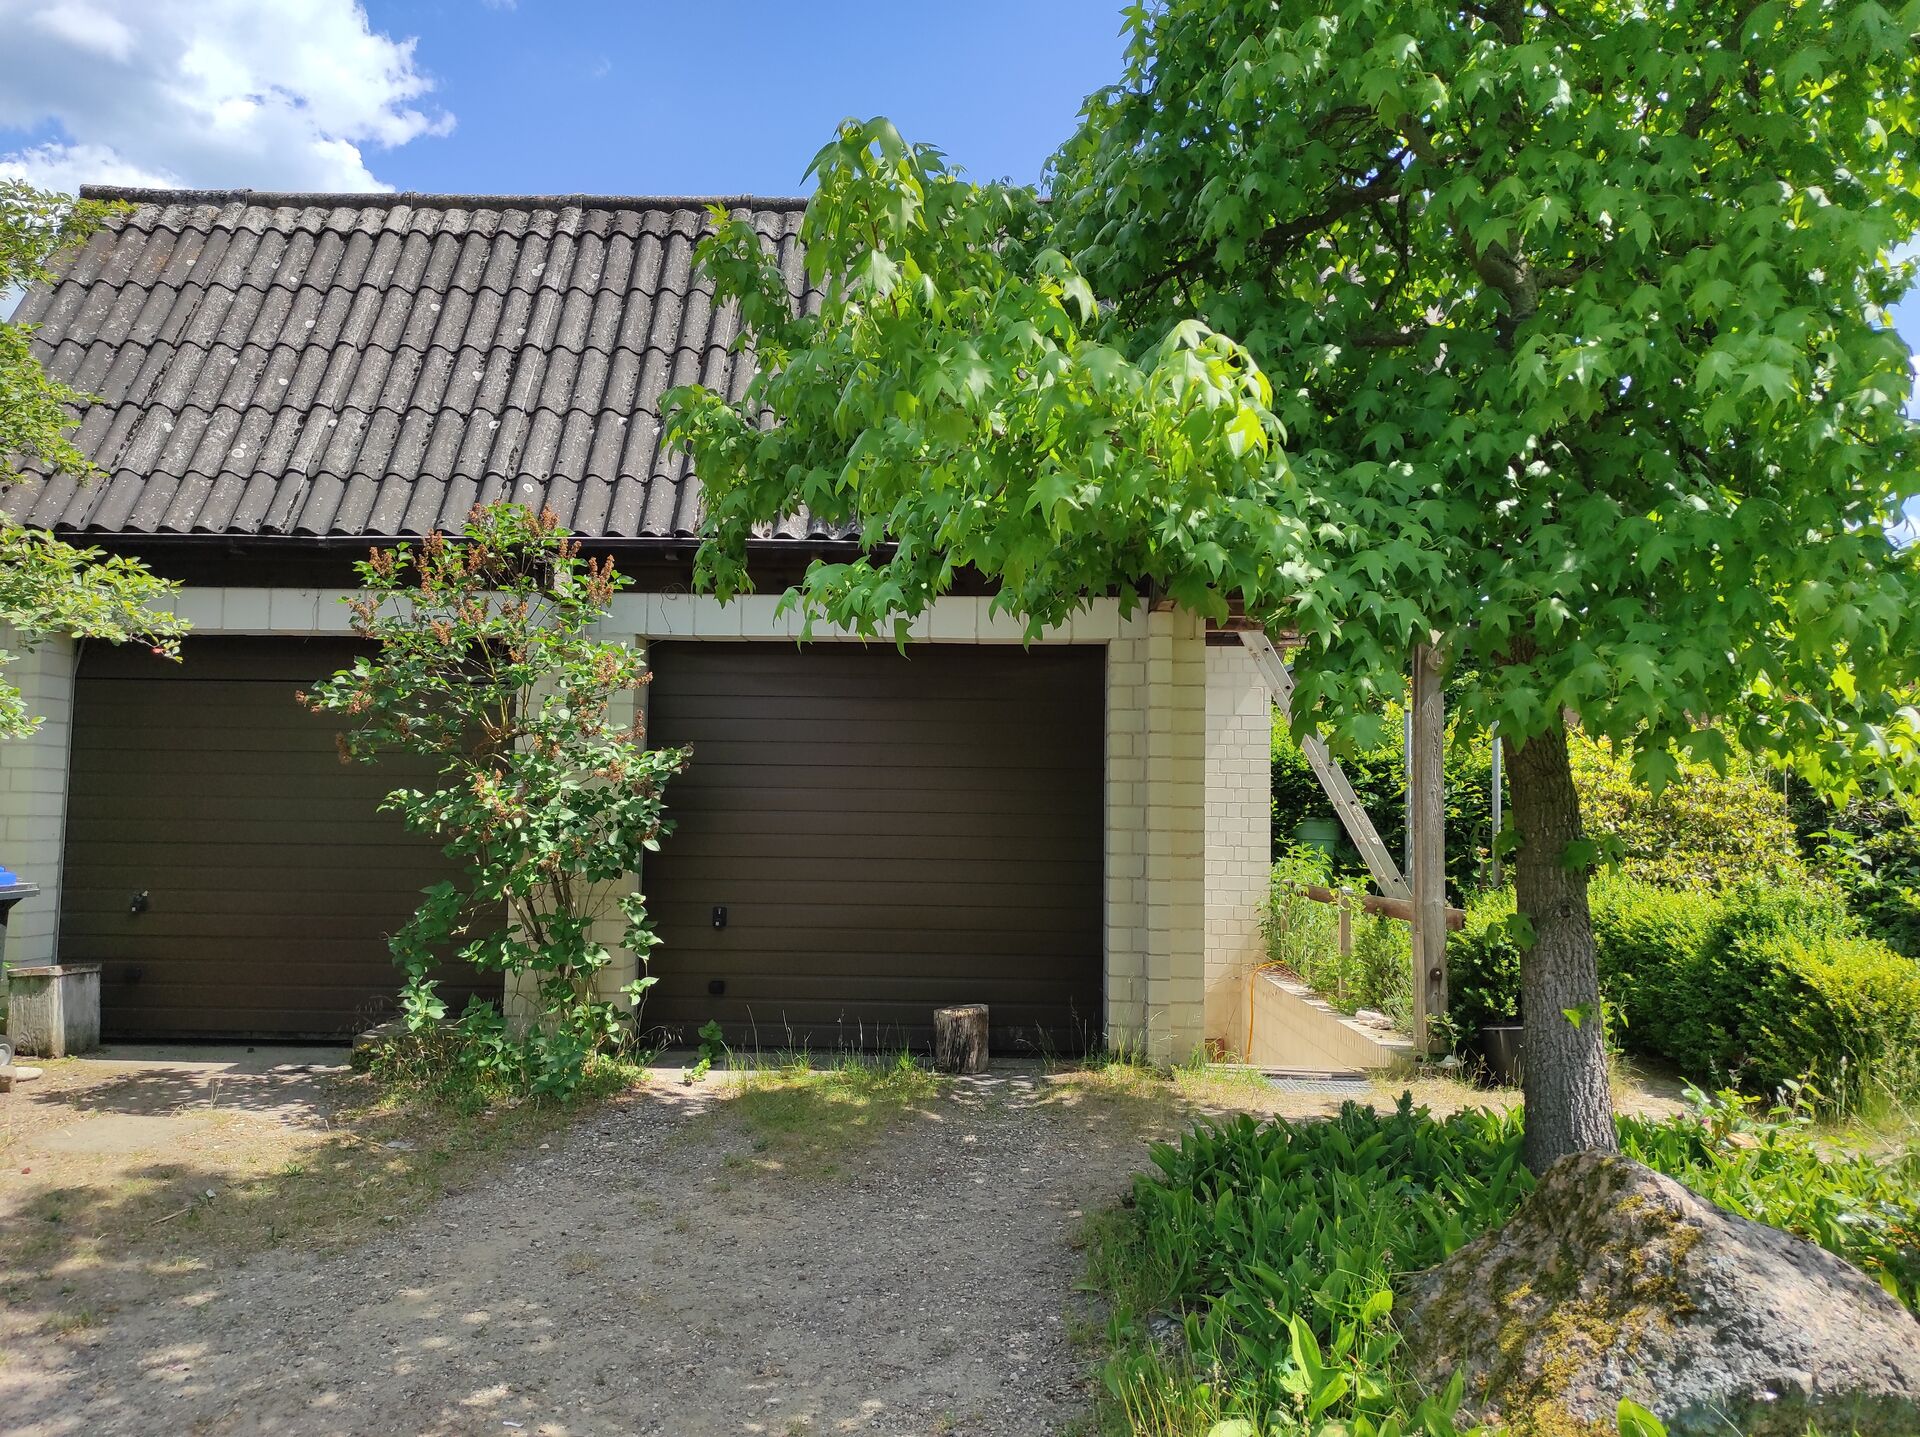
[1204,641,1273,1054]
[503,637,648,1029]
[1105,607,1207,1063]
[1104,619,1149,1050]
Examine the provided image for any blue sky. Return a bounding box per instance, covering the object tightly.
[0,0,1913,531]
[359,0,1128,195]
[0,0,1126,194]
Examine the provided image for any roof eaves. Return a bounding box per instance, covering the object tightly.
[78,186,811,214]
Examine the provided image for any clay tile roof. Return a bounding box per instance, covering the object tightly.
[3,187,835,543]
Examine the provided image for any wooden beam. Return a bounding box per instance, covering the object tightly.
[1290,882,1465,931]
[1238,629,1410,902]
[1409,641,1448,1054]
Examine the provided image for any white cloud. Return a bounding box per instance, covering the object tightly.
[0,0,453,193]
[0,140,171,191]
[27,0,134,61]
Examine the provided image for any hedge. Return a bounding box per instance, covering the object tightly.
[1449,874,1920,1103]
[1273,722,1817,914]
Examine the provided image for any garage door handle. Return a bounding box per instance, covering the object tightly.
[129,890,149,915]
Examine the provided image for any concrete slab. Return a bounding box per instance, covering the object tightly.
[6,1045,349,1132]
[63,1043,350,1076]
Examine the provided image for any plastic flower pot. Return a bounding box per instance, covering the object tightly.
[1292,817,1342,856]
[1479,1023,1525,1087]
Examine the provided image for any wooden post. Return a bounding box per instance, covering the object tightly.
[933,1004,989,1075]
[1336,897,1353,1007]
[1409,643,1448,1054]
[1489,726,1504,888]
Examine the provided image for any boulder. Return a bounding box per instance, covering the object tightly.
[1403,1152,1920,1436]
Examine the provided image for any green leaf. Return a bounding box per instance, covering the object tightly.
[1615,1399,1668,1437]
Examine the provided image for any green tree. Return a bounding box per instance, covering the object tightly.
[1,181,185,734]
[303,503,687,1097]
[667,0,1920,1170]
[1568,732,1810,893]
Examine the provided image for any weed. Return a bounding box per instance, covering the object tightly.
[721,1050,939,1178]
[685,1018,728,1084]
[41,1307,100,1337]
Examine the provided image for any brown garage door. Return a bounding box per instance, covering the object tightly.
[60,637,500,1040]
[641,642,1104,1055]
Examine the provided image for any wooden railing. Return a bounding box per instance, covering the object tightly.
[1289,882,1466,935]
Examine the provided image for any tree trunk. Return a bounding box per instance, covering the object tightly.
[1504,714,1617,1173]
[933,1004,989,1075]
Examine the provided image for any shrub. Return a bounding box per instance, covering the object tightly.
[304,503,687,1098]
[1568,734,1810,890]
[1448,874,1920,1106]
[1447,888,1521,1033]
[1585,878,1720,1051]
[1790,781,1920,957]
[1261,845,1340,977]
[1348,911,1413,1031]
[1729,929,1920,1098]
[1088,1094,1920,1434]
[1262,847,1413,1030]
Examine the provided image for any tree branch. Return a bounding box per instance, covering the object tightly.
[1680,0,1763,140]
[1256,165,1407,264]
[1350,325,1440,348]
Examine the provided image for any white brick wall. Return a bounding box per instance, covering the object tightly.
[12,590,1215,1060]
[1205,641,1273,1055]
[0,633,76,971]
[597,591,1114,644]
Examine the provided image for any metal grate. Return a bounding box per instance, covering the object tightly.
[1262,1073,1374,1097]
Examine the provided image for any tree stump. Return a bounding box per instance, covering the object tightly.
[933,1004,989,1075]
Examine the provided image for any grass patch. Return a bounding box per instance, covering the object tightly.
[39,1306,101,1338]
[357,1025,656,1113]
[716,1051,942,1179]
[1060,1051,1276,1118]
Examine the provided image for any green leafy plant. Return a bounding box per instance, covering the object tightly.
[1088,1096,1917,1435]
[1567,733,1813,892]
[0,180,186,735]
[1261,845,1340,973]
[686,1017,728,1084]
[1791,780,1920,957]
[1613,1399,1667,1437]
[1262,850,1417,1031]
[303,502,687,1098]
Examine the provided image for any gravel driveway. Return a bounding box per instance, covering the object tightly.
[4,1065,1183,1437]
